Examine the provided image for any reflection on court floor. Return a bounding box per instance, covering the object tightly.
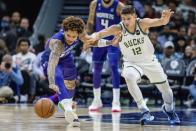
[80,109,196,126]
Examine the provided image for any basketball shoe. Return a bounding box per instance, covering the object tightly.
[88,99,102,111]
[140,111,154,125]
[64,110,80,127]
[112,101,121,112]
[58,101,80,127]
[162,105,180,125]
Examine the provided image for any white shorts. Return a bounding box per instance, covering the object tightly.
[122,58,167,84]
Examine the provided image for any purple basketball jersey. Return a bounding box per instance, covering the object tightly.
[95,0,120,40]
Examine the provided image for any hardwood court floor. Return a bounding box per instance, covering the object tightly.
[0,104,196,131]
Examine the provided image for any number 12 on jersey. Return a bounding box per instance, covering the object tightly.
[132,47,142,55]
[101,19,109,29]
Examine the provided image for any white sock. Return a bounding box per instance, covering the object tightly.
[137,99,149,113]
[93,88,101,100]
[113,88,120,103]
[165,102,174,112]
[60,98,72,111]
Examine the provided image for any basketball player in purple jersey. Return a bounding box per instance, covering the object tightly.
[41,16,93,127]
[87,0,124,112]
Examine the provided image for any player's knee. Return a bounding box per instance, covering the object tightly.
[123,70,138,81]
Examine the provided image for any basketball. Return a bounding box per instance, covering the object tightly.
[34,98,56,118]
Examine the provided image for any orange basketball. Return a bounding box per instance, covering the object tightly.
[34,98,56,118]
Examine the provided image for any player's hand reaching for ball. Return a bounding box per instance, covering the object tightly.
[49,84,61,94]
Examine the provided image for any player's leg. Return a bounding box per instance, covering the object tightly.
[55,65,80,127]
[122,63,154,124]
[156,81,180,124]
[89,47,107,111]
[108,46,121,112]
[143,59,180,124]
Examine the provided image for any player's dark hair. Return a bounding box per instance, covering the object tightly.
[62,16,85,34]
[121,5,136,15]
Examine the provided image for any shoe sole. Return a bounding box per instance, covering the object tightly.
[89,106,102,111]
[64,111,80,127]
[111,109,121,112]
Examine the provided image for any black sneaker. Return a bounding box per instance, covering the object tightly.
[140,111,154,125]
[162,105,180,125]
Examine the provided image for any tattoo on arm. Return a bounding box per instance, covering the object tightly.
[47,39,64,84]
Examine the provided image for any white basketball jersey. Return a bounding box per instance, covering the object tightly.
[119,19,155,63]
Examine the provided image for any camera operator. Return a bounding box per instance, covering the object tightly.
[0,54,23,102]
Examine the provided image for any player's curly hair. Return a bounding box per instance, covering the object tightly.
[62,16,85,34]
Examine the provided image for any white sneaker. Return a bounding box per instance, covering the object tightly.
[88,99,102,111]
[112,101,121,112]
[64,110,80,127]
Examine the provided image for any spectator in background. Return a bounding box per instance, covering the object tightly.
[0,0,7,18]
[167,1,177,12]
[186,10,195,27]
[158,41,177,67]
[0,15,10,31]
[188,22,196,37]
[176,0,196,22]
[10,11,21,28]
[178,26,188,39]
[150,31,163,56]
[143,2,157,18]
[174,37,186,59]
[12,37,37,103]
[182,45,193,66]
[152,0,168,14]
[0,38,9,55]
[0,54,23,102]
[125,0,145,18]
[191,44,196,61]
[157,13,182,45]
[0,15,17,53]
[18,17,32,38]
[33,34,46,54]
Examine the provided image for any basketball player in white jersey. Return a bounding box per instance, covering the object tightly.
[88,5,180,125]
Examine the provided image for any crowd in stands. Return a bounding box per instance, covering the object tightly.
[0,0,195,105]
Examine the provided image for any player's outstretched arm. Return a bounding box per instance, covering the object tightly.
[140,9,174,28]
[87,24,121,44]
[47,39,64,93]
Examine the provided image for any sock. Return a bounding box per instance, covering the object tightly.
[137,99,149,113]
[60,98,72,111]
[113,88,120,103]
[164,102,174,112]
[93,88,101,100]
